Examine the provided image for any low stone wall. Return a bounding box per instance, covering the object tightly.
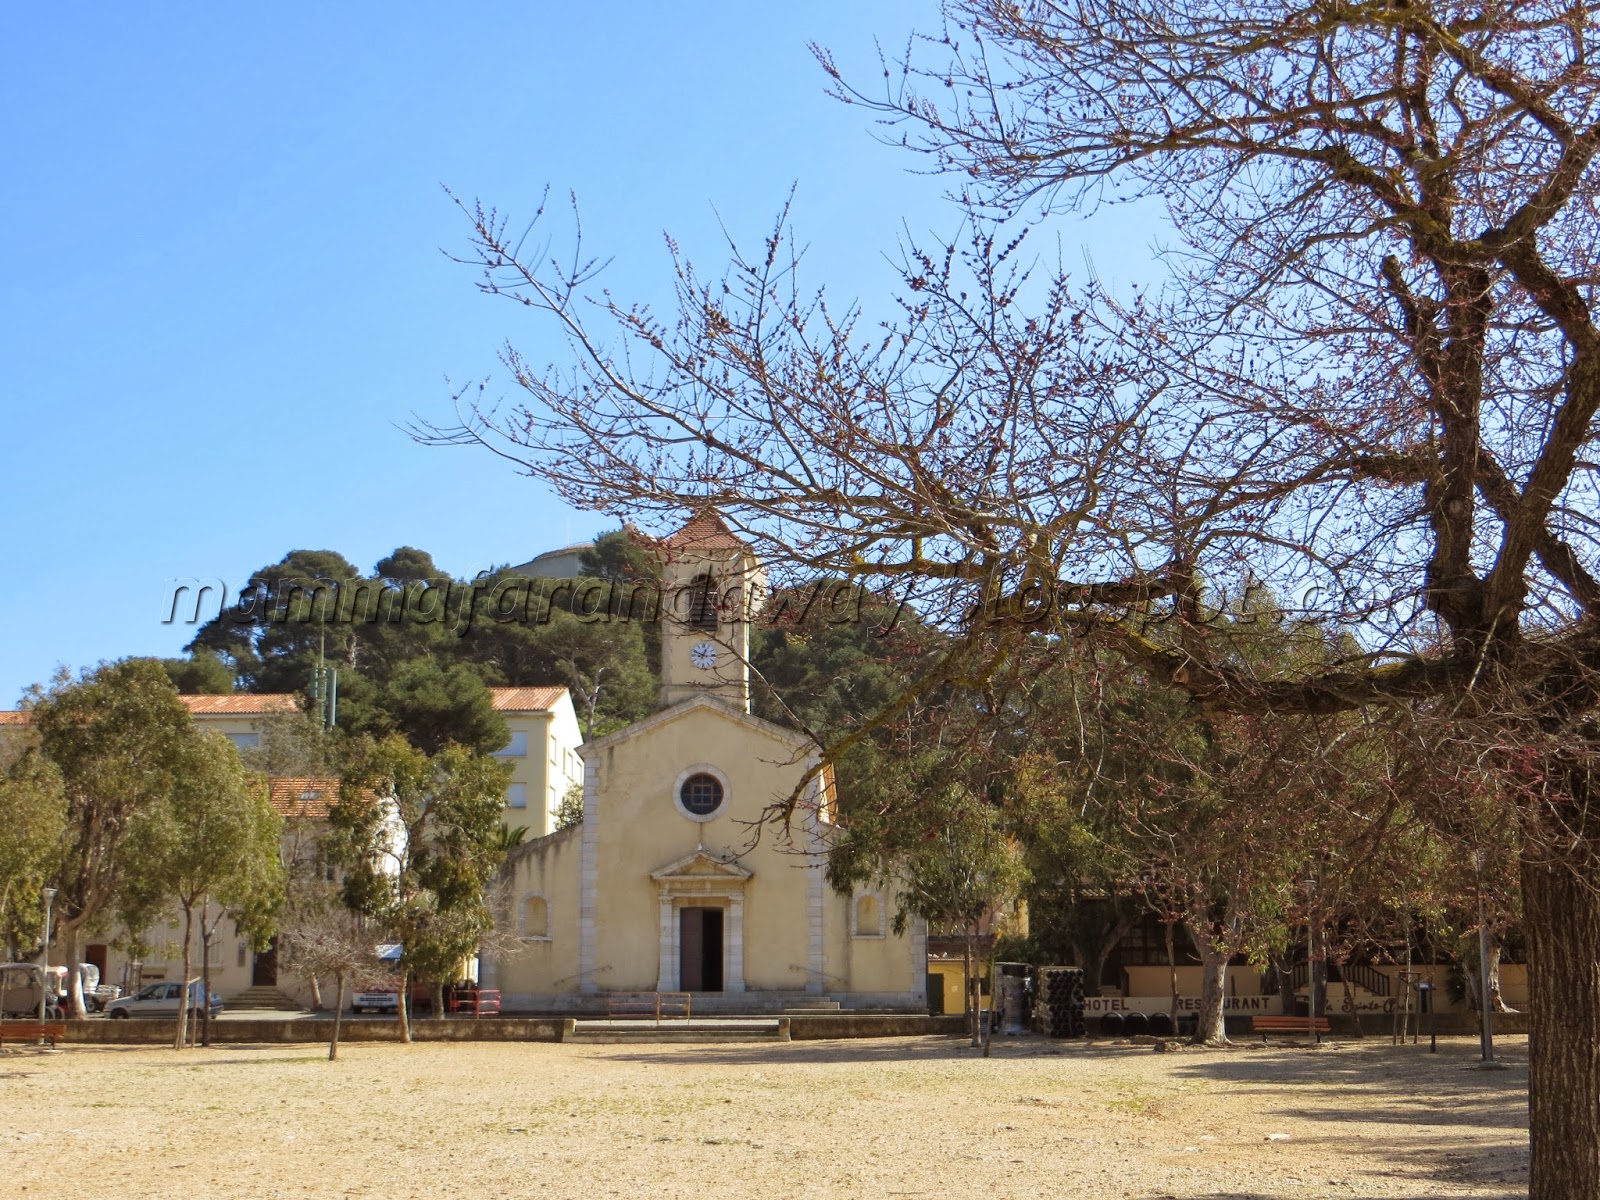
[65,1013,964,1046]
[787,1013,966,1040]
[65,1017,564,1045]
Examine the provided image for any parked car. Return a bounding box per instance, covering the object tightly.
[103,980,222,1020]
[0,963,68,1019]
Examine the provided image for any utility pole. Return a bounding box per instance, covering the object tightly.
[1303,876,1320,1045]
[310,627,338,732]
[37,887,56,1031]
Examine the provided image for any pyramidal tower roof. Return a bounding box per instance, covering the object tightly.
[657,508,752,553]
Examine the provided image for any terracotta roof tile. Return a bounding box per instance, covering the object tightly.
[182,694,301,716]
[267,776,339,819]
[489,686,568,712]
[658,509,752,552]
[0,694,300,728]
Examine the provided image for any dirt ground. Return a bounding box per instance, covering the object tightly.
[2,1033,1528,1199]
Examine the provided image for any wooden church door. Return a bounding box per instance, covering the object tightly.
[679,907,724,992]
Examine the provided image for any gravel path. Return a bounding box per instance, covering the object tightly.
[2,1033,1529,1198]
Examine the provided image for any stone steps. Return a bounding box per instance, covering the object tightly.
[564,1017,790,1044]
[658,992,840,1015]
[226,986,300,1011]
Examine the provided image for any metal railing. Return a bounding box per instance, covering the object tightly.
[605,991,692,1023]
[1291,961,1392,996]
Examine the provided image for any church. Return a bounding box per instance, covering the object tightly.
[485,513,928,1012]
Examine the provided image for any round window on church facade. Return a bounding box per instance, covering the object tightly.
[679,772,725,817]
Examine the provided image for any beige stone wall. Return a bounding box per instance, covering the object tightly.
[658,548,765,712]
[583,703,814,993]
[488,826,582,999]
[488,699,923,1009]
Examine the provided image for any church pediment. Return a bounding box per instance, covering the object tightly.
[580,696,816,760]
[649,849,753,882]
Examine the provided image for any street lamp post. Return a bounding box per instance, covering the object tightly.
[1472,851,1496,1064]
[37,887,57,1026]
[1418,980,1436,1053]
[1304,877,1320,1045]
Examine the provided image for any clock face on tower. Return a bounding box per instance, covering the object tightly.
[690,641,718,671]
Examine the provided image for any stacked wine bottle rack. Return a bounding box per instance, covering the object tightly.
[1030,966,1086,1038]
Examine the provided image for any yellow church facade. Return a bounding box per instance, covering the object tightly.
[486,513,927,1012]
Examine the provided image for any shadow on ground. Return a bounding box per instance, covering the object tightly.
[597,1033,1529,1197]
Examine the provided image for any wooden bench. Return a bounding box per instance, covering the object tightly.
[0,1021,68,1047]
[1252,1015,1331,1041]
[605,992,692,1023]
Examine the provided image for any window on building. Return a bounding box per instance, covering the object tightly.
[686,574,719,630]
[522,896,549,938]
[227,732,261,751]
[854,894,882,938]
[492,731,529,757]
[505,783,528,809]
[679,773,724,817]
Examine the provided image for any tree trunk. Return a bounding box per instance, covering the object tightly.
[1189,933,1228,1046]
[965,929,979,1047]
[430,981,445,1021]
[1523,853,1600,1199]
[61,924,88,1019]
[174,905,194,1052]
[1165,919,1179,1024]
[1083,942,1112,998]
[981,947,997,1058]
[1072,904,1138,997]
[1486,935,1513,1013]
[397,968,412,1044]
[200,901,213,1049]
[329,973,346,1061]
[309,973,324,1011]
[1271,950,1297,1014]
[1459,936,1513,1012]
[1308,910,1327,1022]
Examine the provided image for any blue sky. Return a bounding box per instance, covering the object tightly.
[0,4,1162,704]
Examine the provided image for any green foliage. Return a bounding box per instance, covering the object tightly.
[373,546,445,585]
[577,529,658,586]
[829,746,1027,937]
[554,784,584,831]
[185,538,661,750]
[340,658,509,756]
[492,824,528,854]
[325,737,512,991]
[990,934,1054,967]
[0,744,67,953]
[118,730,285,949]
[237,710,345,778]
[158,650,235,695]
[530,606,656,736]
[31,659,197,966]
[750,582,931,741]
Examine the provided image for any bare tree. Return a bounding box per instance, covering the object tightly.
[277,890,376,1061]
[419,0,1600,1187]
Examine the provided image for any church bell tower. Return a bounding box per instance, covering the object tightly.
[654,510,765,712]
